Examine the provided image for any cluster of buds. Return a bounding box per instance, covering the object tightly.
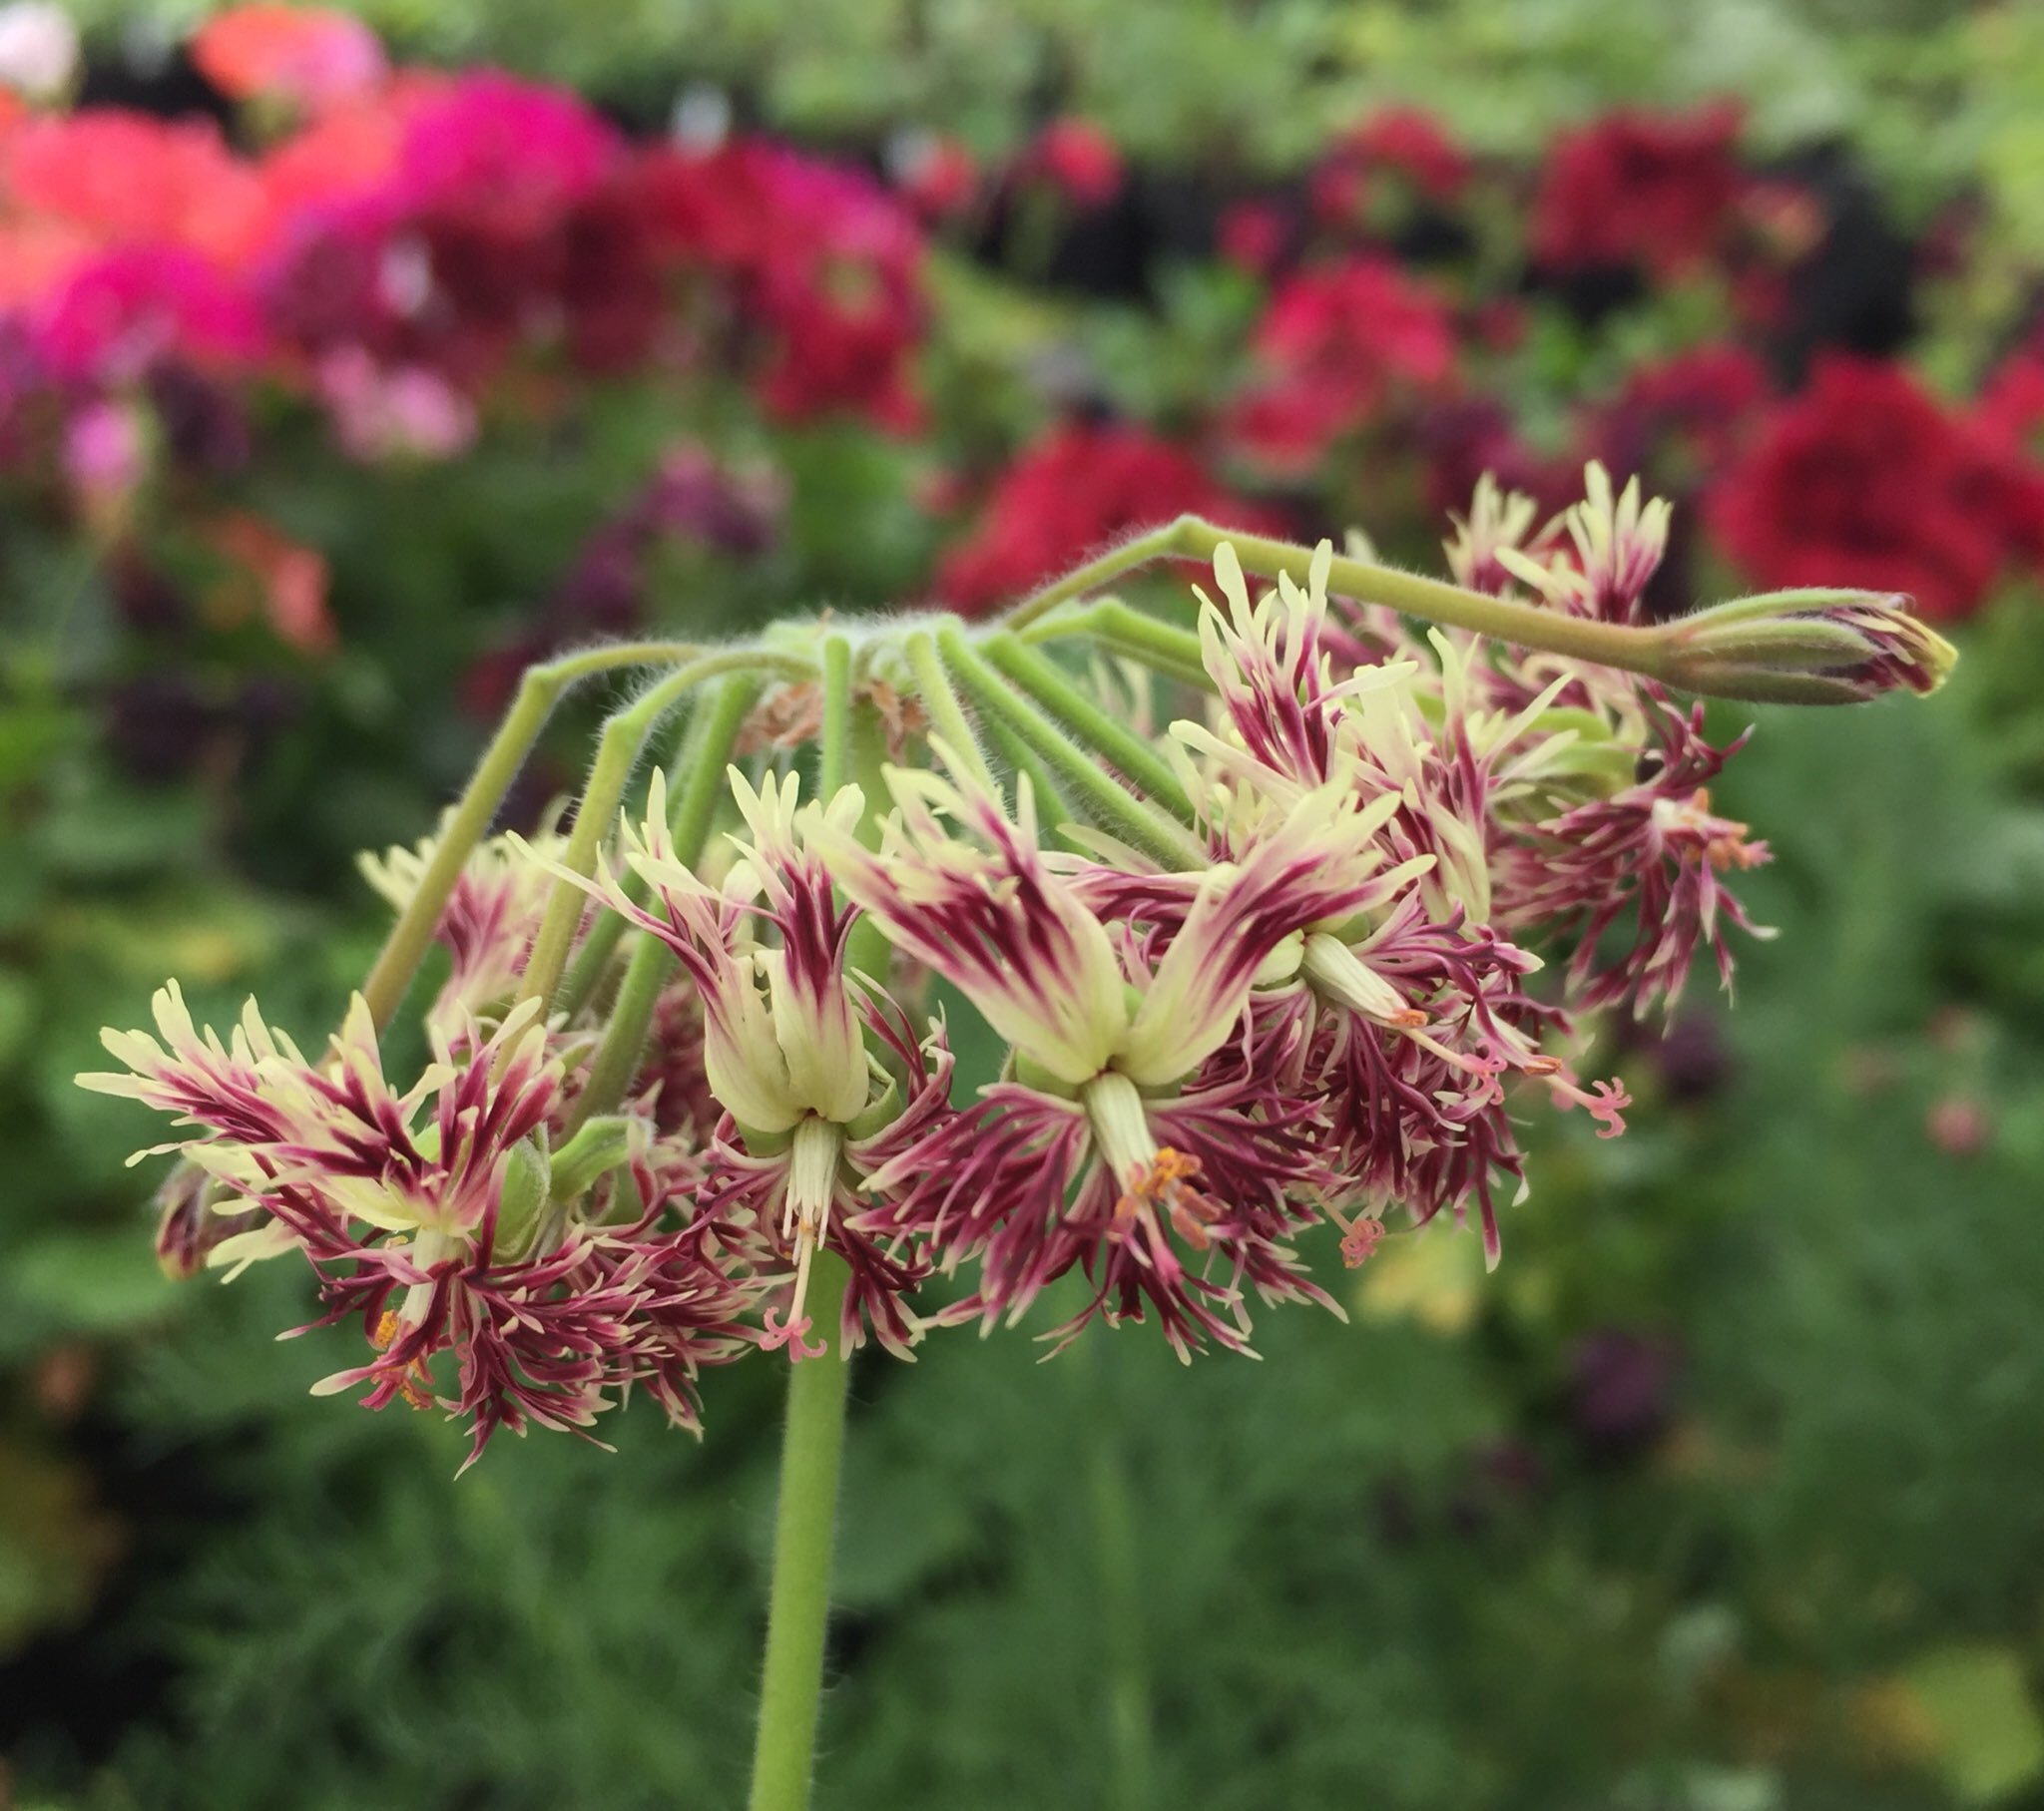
[81,465,1952,1465]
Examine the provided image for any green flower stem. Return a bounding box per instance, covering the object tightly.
[1087,1390,1154,1811]
[359,639,706,1028]
[564,675,761,1132]
[747,1249,854,1811]
[819,634,854,797]
[841,691,896,983]
[978,713,1088,854]
[1050,1283,1154,1811]
[903,627,1000,793]
[977,633,1198,823]
[1019,601,1213,690]
[1003,518,1207,632]
[1001,513,1684,685]
[521,649,809,1014]
[933,627,1206,867]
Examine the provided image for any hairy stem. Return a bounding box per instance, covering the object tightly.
[521,649,807,1013]
[1001,514,1685,684]
[747,1250,854,1811]
[978,633,1197,823]
[564,675,761,1132]
[359,640,706,1027]
[903,627,1000,793]
[934,627,1206,867]
[1019,601,1213,689]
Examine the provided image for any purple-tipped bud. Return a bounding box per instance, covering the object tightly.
[1659,588,1957,704]
[153,1161,260,1281]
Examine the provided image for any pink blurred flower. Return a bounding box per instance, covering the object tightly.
[63,398,146,507]
[317,345,477,461]
[399,72,620,240]
[1026,117,1123,208]
[33,245,265,382]
[1218,200,1288,275]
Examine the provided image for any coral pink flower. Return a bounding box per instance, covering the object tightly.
[193,5,387,114]
[6,110,273,269]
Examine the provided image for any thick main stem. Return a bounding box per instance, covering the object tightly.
[748,1250,854,1811]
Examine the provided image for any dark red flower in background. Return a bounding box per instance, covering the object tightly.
[1585,344,1769,487]
[1532,104,1746,279]
[1711,355,2044,621]
[935,419,1283,615]
[1310,106,1471,227]
[1230,256,1458,471]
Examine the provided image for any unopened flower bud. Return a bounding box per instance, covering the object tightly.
[153,1160,260,1281]
[1658,589,1956,704]
[493,1132,553,1261]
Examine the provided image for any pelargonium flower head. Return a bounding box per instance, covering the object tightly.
[822,749,1396,1355]
[524,768,874,1134]
[79,985,729,1464]
[519,767,935,1357]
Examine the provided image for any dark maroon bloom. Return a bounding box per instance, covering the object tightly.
[1710,355,2044,621]
[1531,103,1747,279]
[1496,700,1770,1016]
[1310,106,1471,226]
[1568,1328,1682,1459]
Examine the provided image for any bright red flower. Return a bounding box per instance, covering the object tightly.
[1710,355,2044,621]
[1230,257,1458,471]
[892,132,978,220]
[935,419,1284,615]
[1531,104,1746,279]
